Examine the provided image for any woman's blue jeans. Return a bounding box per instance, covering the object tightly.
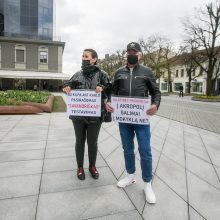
[119,123,152,182]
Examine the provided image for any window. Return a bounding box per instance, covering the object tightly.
[16,49,25,62]
[174,83,182,91]
[161,83,168,90]
[192,82,203,93]
[181,69,184,77]
[0,13,4,36]
[175,70,179,77]
[15,44,26,69]
[40,51,48,63]
[199,67,204,76]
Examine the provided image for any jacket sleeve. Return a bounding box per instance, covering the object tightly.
[112,71,120,95]
[62,71,82,89]
[146,71,161,109]
[99,70,112,99]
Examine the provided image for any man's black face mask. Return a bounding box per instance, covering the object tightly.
[127,54,138,65]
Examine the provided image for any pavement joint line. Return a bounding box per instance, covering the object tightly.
[0,193,38,201]
[0,158,44,164]
[197,129,220,183]
[161,103,220,115]
[0,165,109,180]
[157,115,220,134]
[152,145,220,192]
[188,204,207,220]
[102,126,123,144]
[42,165,108,174]
[0,140,46,144]
[97,143,144,219]
[81,209,139,220]
[155,174,207,220]
[0,148,46,153]
[183,123,190,220]
[141,118,172,215]
[103,143,122,160]
[0,116,25,142]
[34,114,52,220]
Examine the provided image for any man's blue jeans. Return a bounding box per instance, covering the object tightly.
[119,123,152,182]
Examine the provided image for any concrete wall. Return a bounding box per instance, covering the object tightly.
[26,44,38,70]
[1,42,15,69]
[48,45,58,71]
[0,40,63,72]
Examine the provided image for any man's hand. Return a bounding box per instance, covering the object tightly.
[105,102,114,112]
[96,86,103,93]
[147,104,158,116]
[63,86,71,94]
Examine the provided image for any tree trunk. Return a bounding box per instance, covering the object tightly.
[169,81,172,92]
[206,76,212,96]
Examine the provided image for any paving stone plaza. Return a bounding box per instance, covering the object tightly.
[0,95,220,220]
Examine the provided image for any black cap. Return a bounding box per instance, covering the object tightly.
[127,42,142,52]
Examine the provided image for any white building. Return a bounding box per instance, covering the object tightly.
[158,54,220,95]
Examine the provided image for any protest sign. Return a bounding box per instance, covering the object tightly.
[67,90,101,117]
[111,96,151,124]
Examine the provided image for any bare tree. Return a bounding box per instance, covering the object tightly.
[99,50,126,80]
[161,41,180,92]
[180,39,203,93]
[140,34,179,92]
[183,0,220,95]
[139,34,167,82]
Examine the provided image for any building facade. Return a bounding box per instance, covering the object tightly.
[158,57,220,95]
[0,0,69,91]
[0,0,53,40]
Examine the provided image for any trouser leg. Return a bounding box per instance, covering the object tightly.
[87,121,101,166]
[72,120,87,167]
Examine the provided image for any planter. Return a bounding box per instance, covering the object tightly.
[0,95,54,114]
[21,95,54,112]
[0,105,43,114]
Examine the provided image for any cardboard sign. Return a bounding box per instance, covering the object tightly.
[111,96,151,124]
[67,90,101,117]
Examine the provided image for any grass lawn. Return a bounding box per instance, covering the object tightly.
[52,96,67,112]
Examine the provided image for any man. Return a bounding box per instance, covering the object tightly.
[105,42,161,204]
[179,84,184,97]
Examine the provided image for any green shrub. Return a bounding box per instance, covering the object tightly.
[0,90,51,106]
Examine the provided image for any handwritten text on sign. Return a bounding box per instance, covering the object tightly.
[111,96,151,124]
[67,90,101,117]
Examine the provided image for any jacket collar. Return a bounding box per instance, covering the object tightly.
[126,63,140,71]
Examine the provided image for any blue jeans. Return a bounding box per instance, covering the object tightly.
[119,123,152,182]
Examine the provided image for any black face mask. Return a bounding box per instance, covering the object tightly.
[81,60,91,69]
[127,54,138,65]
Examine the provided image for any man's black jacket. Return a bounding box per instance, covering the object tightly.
[112,64,161,109]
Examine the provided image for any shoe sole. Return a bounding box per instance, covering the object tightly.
[117,179,136,188]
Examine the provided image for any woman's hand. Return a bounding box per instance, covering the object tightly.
[96,86,103,93]
[105,102,114,112]
[63,86,71,94]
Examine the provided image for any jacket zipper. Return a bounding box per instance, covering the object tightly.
[129,68,133,96]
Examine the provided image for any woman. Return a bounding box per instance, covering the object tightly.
[63,49,110,180]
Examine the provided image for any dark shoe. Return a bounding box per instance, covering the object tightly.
[89,166,99,179]
[77,167,85,180]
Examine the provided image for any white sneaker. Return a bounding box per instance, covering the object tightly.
[117,174,136,188]
[144,181,156,204]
